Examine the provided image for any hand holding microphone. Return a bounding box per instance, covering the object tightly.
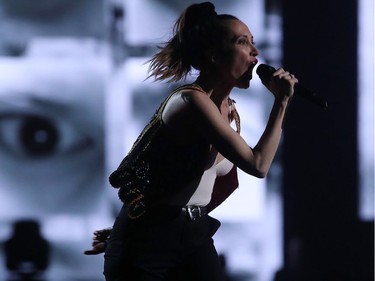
[256,64,328,109]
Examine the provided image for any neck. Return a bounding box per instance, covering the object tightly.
[194,74,233,107]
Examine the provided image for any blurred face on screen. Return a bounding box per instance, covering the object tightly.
[0,57,108,218]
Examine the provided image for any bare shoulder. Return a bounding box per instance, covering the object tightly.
[162,88,210,125]
[160,88,214,143]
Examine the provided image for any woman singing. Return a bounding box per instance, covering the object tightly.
[86,2,297,280]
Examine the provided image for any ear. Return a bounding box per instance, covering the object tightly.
[210,49,225,65]
[205,49,217,65]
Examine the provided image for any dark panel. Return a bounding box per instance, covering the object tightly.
[279,0,373,280]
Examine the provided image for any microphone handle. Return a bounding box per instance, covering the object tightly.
[294,84,328,109]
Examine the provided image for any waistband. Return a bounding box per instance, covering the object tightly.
[133,204,208,223]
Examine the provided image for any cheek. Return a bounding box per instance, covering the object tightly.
[230,55,248,77]
[217,50,247,78]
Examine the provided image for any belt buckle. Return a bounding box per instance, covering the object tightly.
[186,206,201,220]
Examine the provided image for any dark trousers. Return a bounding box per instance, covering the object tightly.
[104,205,225,281]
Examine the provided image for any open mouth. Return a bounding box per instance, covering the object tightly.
[244,60,258,79]
[244,66,254,79]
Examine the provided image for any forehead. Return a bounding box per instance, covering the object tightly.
[223,19,253,40]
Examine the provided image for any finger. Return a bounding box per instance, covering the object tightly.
[84,244,106,255]
[93,234,106,240]
[278,71,291,79]
[94,234,108,241]
[281,72,298,84]
[94,240,106,245]
[272,67,285,76]
[272,71,292,82]
[84,247,101,255]
[84,250,102,255]
[93,236,103,242]
[93,241,107,248]
[94,229,111,237]
[288,73,298,83]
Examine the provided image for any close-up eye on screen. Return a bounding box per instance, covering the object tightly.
[0,1,372,281]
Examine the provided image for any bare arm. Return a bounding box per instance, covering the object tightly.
[251,96,289,177]
[251,68,298,175]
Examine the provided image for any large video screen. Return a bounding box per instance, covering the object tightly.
[0,1,285,281]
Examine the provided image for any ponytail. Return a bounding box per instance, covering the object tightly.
[147,34,189,82]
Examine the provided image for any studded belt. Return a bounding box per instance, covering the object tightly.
[182,205,208,220]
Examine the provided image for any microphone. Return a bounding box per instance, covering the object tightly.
[256,64,328,109]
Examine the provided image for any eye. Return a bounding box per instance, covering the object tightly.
[19,115,58,156]
[0,112,95,159]
[238,38,248,45]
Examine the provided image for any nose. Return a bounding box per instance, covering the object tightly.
[250,45,259,57]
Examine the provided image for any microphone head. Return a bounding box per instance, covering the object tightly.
[256,64,276,83]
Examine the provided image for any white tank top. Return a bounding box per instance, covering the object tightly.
[186,158,234,206]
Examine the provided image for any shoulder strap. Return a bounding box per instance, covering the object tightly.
[228,97,241,134]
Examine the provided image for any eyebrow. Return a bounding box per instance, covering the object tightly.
[239,34,252,39]
[0,93,71,113]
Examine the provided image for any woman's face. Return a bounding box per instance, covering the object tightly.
[216,19,259,89]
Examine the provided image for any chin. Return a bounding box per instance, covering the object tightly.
[237,79,251,89]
